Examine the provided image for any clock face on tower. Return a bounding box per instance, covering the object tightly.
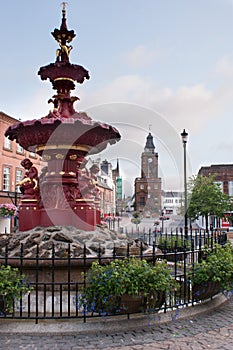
[148,158,152,163]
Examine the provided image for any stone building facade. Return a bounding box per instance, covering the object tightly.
[99,160,115,216]
[134,133,162,217]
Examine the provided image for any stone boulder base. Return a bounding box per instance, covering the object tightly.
[0,225,151,259]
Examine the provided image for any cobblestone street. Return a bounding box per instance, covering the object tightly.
[1,298,233,349]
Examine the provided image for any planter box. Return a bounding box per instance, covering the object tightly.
[119,292,165,314]
[90,292,165,315]
[192,281,221,301]
[119,294,144,314]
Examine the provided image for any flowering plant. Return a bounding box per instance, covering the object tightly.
[79,257,178,315]
[0,204,17,217]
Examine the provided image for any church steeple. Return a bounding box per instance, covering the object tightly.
[144,132,155,153]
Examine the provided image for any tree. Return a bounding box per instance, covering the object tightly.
[187,174,232,231]
[131,211,141,230]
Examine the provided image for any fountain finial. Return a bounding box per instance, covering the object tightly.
[61,2,68,17]
[38,3,89,105]
[51,2,75,63]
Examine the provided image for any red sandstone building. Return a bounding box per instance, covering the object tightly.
[198,164,233,229]
[198,164,233,196]
[134,133,162,217]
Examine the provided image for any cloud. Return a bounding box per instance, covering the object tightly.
[79,75,224,133]
[20,55,233,194]
[214,56,233,77]
[122,45,158,69]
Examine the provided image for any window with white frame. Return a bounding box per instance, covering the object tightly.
[214,181,223,192]
[4,137,11,150]
[17,144,24,154]
[165,199,173,203]
[29,152,37,158]
[229,181,233,196]
[3,167,10,191]
[16,169,23,192]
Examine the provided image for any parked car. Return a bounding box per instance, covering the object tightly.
[159,215,170,220]
[154,220,160,226]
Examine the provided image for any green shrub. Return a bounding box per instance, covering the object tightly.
[191,243,233,291]
[0,265,31,313]
[79,257,177,314]
[157,235,191,252]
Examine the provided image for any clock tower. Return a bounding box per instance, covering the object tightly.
[134,133,162,217]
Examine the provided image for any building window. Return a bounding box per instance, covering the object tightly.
[139,196,145,206]
[154,184,158,189]
[17,144,24,154]
[229,181,233,196]
[29,152,37,158]
[3,167,10,191]
[165,199,173,203]
[16,169,23,193]
[4,137,11,150]
[214,181,223,192]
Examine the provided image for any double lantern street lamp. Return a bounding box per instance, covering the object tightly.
[181,129,188,239]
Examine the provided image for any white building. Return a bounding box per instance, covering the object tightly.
[162,191,182,215]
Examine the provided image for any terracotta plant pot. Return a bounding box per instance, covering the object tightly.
[192,281,221,301]
[119,294,144,314]
[119,292,165,314]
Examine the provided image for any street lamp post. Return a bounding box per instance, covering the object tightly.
[161,209,164,234]
[181,129,188,239]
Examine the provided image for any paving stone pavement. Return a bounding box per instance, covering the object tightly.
[1,299,233,349]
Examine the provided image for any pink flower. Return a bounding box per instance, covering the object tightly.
[0,204,17,217]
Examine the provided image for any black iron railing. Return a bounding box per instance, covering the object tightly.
[0,229,226,323]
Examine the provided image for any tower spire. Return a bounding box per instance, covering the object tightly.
[144,132,155,153]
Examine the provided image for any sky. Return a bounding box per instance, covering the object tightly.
[1,0,233,196]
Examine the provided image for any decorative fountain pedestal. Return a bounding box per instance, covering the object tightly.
[5,4,120,232]
[0,7,154,321]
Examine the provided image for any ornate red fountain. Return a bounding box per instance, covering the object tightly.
[5,4,121,231]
